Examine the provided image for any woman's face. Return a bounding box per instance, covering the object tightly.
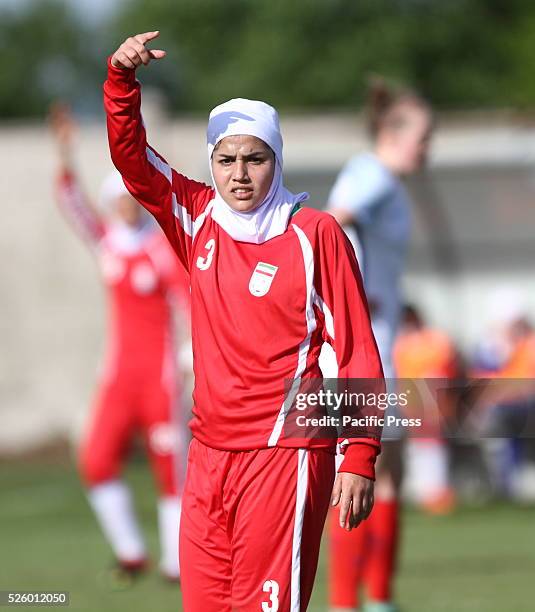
[115,193,144,226]
[386,105,433,175]
[211,135,276,212]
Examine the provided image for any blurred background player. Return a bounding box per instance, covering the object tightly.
[472,287,535,501]
[472,287,533,376]
[394,304,459,515]
[50,103,190,583]
[326,79,434,612]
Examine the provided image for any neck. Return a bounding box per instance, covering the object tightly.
[115,218,146,232]
[373,144,405,177]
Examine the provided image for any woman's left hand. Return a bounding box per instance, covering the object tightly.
[331,472,374,531]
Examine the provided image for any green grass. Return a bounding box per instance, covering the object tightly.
[1,460,534,611]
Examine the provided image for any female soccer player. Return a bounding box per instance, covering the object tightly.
[104,31,383,611]
[327,80,434,612]
[51,104,190,582]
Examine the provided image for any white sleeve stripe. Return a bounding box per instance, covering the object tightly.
[313,290,335,341]
[172,193,193,237]
[146,146,210,238]
[192,200,215,239]
[146,146,172,183]
[267,224,317,447]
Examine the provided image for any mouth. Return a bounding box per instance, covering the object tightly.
[231,187,254,200]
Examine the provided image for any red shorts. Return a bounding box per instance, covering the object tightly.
[179,438,335,611]
[79,371,183,495]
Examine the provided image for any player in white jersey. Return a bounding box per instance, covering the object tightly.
[328,151,411,378]
[326,79,434,612]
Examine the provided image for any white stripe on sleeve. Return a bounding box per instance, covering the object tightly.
[267,224,316,447]
[146,147,172,183]
[313,290,335,341]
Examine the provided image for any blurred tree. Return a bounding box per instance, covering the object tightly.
[111,0,535,112]
[3,0,535,117]
[0,0,96,118]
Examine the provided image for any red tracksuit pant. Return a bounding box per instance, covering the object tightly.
[179,438,334,611]
[79,370,182,496]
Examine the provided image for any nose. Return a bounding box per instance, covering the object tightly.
[232,159,250,182]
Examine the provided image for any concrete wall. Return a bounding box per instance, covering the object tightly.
[2,104,535,452]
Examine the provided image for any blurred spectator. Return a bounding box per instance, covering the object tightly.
[473,286,535,502]
[472,287,531,374]
[394,304,458,515]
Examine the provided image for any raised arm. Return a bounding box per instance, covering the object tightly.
[50,103,105,248]
[104,31,214,271]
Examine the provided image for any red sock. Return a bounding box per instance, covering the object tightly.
[328,505,370,609]
[365,499,400,602]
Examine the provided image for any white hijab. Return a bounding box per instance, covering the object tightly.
[207,98,308,244]
[99,170,154,253]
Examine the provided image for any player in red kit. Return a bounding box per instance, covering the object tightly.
[50,105,190,582]
[104,31,384,611]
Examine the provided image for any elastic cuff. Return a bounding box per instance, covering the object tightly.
[337,442,380,480]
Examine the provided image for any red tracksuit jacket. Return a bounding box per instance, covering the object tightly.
[103,59,383,479]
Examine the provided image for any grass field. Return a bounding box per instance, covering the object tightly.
[1,458,534,611]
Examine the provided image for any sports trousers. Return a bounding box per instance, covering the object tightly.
[179,438,335,611]
[79,372,182,496]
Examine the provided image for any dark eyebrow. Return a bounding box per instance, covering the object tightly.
[244,151,270,159]
[215,150,270,160]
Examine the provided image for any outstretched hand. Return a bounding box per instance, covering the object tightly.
[111,31,166,70]
[331,472,374,531]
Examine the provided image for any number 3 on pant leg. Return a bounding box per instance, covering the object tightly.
[261,580,279,612]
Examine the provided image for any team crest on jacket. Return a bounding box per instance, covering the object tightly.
[249,262,278,297]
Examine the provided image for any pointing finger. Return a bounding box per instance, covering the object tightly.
[136,30,161,45]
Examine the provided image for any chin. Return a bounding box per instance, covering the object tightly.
[225,197,260,213]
